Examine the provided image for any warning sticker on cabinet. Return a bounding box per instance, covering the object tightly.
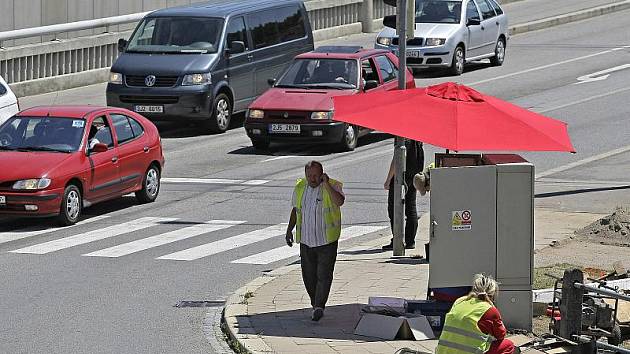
[452,210,472,231]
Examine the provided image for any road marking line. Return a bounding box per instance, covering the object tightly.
[82,220,245,258]
[536,145,630,179]
[576,64,630,84]
[467,45,630,86]
[538,86,630,113]
[9,217,176,254]
[0,216,110,245]
[161,177,269,185]
[537,178,630,186]
[231,225,388,265]
[157,223,287,261]
[261,155,298,163]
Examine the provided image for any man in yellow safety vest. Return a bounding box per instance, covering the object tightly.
[286,160,345,321]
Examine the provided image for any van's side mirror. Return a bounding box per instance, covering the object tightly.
[364,80,378,91]
[118,38,128,53]
[227,41,245,55]
[267,78,276,86]
[383,15,397,29]
[90,143,108,154]
[466,18,481,26]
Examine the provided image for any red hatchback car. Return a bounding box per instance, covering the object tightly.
[0,106,164,225]
[244,46,414,151]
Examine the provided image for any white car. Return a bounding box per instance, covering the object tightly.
[376,0,509,75]
[0,75,19,125]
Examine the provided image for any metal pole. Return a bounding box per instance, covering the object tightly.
[393,0,408,256]
[574,282,630,302]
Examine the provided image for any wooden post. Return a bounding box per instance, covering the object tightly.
[558,268,584,339]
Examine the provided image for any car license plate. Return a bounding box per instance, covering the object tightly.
[407,50,421,58]
[134,105,164,113]
[0,196,5,205]
[269,124,300,134]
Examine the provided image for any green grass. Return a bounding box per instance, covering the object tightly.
[533,263,583,290]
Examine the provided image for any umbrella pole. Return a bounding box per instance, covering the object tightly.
[393,0,409,257]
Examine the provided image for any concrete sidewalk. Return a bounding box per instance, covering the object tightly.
[223,209,604,354]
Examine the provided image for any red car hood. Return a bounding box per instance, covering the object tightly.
[251,88,357,112]
[0,151,75,180]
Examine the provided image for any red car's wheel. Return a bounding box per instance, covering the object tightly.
[135,165,160,203]
[58,184,81,226]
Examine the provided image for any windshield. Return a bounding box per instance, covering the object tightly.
[414,0,462,24]
[0,116,85,153]
[126,17,224,54]
[276,59,359,89]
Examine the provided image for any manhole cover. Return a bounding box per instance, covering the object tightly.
[174,300,225,308]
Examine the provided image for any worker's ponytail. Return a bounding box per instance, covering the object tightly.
[468,273,499,304]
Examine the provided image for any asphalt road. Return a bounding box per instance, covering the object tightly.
[2,8,630,354]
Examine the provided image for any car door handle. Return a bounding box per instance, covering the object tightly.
[481,26,485,30]
[111,156,118,163]
[247,54,254,60]
[143,146,150,153]
[496,21,499,26]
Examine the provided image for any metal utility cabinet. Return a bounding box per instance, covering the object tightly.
[428,155,534,330]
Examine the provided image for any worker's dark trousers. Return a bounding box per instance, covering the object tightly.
[388,179,418,245]
[299,241,338,309]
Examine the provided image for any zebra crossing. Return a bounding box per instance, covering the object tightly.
[1,217,387,265]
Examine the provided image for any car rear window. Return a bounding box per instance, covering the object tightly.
[487,0,503,15]
[249,5,305,49]
[0,83,7,96]
[111,114,136,145]
[129,117,144,137]
[476,0,496,19]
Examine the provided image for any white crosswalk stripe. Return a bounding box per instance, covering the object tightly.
[156,223,287,261]
[9,217,176,255]
[82,220,245,258]
[0,216,110,245]
[231,225,388,265]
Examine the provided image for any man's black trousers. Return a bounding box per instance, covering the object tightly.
[299,241,338,309]
[387,179,418,245]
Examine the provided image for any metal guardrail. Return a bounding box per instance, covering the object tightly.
[0,13,149,47]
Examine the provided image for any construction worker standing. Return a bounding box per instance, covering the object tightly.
[436,274,515,354]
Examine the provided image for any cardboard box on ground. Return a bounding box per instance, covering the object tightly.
[354,297,437,340]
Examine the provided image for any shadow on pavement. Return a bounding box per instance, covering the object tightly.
[412,61,492,80]
[535,185,630,198]
[236,303,382,341]
[383,257,428,265]
[153,113,246,139]
[228,132,393,156]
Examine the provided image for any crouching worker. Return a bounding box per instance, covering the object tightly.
[436,274,515,354]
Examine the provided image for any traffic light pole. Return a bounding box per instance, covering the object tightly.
[393,0,408,256]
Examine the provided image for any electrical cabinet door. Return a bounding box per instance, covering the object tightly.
[429,165,497,288]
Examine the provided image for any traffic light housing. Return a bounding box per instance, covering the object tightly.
[383,0,415,40]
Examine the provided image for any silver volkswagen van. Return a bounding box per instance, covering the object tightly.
[106,0,314,133]
[375,0,508,75]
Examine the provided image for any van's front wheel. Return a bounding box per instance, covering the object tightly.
[206,93,232,133]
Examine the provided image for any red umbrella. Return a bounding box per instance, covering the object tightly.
[332,82,575,152]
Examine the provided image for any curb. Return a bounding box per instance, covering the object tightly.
[509,0,630,35]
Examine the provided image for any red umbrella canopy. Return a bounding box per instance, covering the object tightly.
[332,82,575,152]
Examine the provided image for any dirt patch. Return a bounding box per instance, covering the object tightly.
[576,207,630,246]
[535,239,630,271]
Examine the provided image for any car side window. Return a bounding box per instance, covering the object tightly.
[249,9,280,49]
[90,116,114,148]
[0,82,6,96]
[374,56,397,83]
[276,5,306,42]
[476,0,496,19]
[361,59,380,88]
[466,1,481,22]
[487,0,503,15]
[110,114,136,145]
[128,118,144,138]
[226,16,249,51]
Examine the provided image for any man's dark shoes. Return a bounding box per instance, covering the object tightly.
[405,243,416,249]
[382,241,394,250]
[312,307,324,321]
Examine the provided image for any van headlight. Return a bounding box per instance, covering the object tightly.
[13,178,51,190]
[248,109,265,119]
[109,72,123,85]
[311,111,333,120]
[377,37,392,46]
[425,38,446,46]
[182,73,212,86]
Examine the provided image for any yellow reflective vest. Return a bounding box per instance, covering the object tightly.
[294,178,342,244]
[436,296,494,354]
